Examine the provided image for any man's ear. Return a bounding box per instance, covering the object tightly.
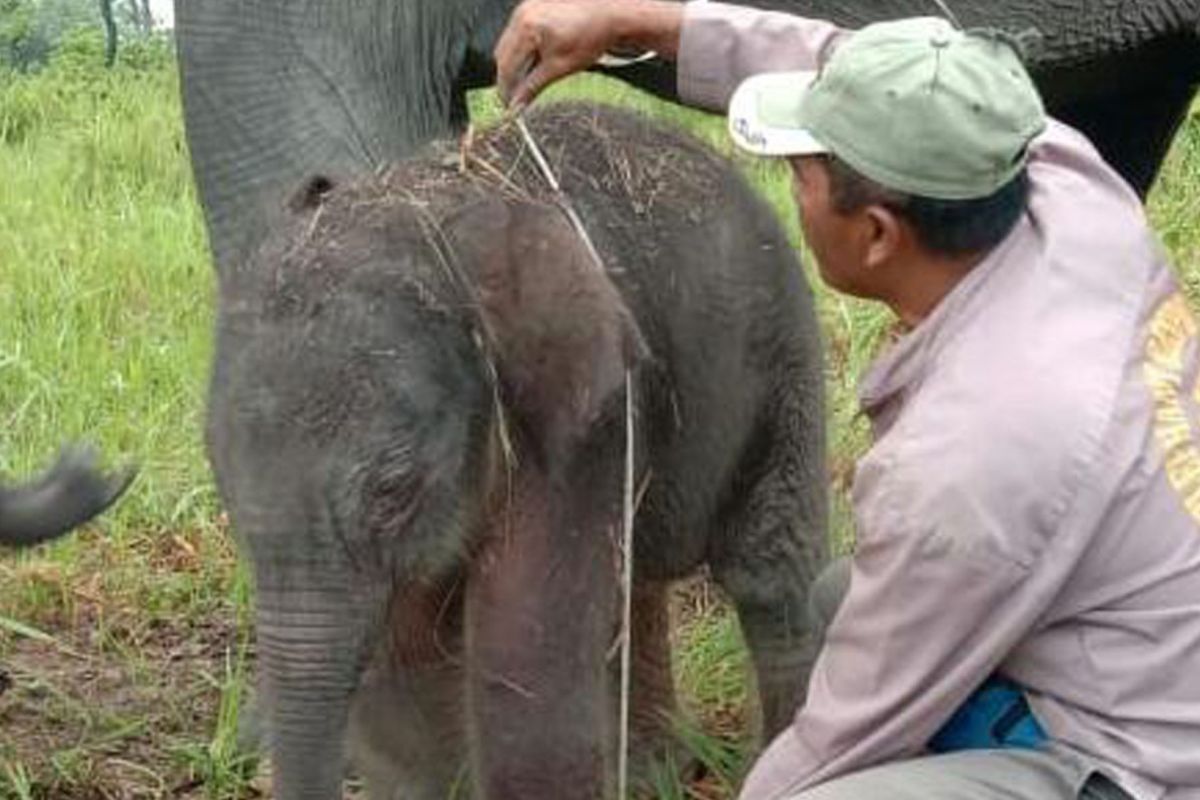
[863,203,904,270]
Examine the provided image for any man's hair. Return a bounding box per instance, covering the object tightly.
[822,155,1030,257]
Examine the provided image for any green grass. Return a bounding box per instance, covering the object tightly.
[1,58,1198,799]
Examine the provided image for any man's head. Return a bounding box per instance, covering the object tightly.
[728,17,1045,314]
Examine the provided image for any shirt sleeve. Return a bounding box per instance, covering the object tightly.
[676,1,849,112]
[738,451,1080,800]
[1026,118,1146,218]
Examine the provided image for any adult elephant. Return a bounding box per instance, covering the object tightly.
[206,103,827,800]
[175,0,1200,281]
[602,0,1200,199]
[0,447,134,546]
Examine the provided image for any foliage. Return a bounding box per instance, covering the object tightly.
[0,0,96,71]
[0,0,40,69]
[0,52,210,534]
[0,28,174,144]
[0,0,168,73]
[50,24,171,75]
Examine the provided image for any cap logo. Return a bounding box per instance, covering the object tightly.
[731,116,768,151]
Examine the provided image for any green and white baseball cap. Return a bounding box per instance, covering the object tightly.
[727,17,1047,199]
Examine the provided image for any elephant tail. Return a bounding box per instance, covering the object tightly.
[0,445,136,547]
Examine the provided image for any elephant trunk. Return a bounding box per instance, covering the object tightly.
[256,574,382,800]
[465,469,622,800]
[0,447,134,547]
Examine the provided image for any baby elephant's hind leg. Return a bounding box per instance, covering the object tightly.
[620,580,702,790]
[711,371,828,740]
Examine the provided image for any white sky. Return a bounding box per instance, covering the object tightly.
[148,0,173,28]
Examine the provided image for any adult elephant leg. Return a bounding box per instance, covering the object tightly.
[175,2,484,277]
[1056,76,1197,198]
[710,365,828,740]
[465,469,621,800]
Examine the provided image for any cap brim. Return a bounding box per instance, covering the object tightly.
[727,71,828,157]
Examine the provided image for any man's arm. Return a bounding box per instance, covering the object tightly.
[677,2,847,111]
[494,1,847,110]
[739,456,1081,799]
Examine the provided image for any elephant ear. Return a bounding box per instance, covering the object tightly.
[449,201,647,474]
[175,1,479,277]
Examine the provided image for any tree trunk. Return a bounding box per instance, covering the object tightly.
[98,0,117,67]
[135,0,153,34]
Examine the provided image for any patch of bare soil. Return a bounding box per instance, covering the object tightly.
[0,523,253,800]
[0,613,242,799]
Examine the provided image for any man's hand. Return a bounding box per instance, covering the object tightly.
[494,0,684,110]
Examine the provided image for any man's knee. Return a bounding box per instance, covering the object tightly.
[779,750,1085,800]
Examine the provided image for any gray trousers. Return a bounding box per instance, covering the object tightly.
[790,559,1132,800]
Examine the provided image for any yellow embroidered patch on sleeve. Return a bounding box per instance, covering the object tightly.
[1144,292,1200,522]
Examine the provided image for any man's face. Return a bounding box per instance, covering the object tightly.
[790,156,877,299]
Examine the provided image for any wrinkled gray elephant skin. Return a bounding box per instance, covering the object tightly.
[0,446,135,547]
[601,0,1200,198]
[176,0,1199,286]
[206,103,828,800]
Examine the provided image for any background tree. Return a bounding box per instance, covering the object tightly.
[0,0,165,72]
[97,0,115,65]
[122,0,152,35]
[1,0,44,70]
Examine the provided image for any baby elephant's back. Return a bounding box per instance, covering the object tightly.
[495,103,821,568]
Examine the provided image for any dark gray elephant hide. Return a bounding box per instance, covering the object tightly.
[175,0,519,279]
[0,446,134,547]
[176,0,1199,290]
[206,103,828,800]
[606,0,1200,199]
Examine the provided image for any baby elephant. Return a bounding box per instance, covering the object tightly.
[0,446,134,547]
[207,103,827,800]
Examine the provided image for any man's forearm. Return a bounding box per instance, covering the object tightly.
[678,2,848,111]
[493,0,847,114]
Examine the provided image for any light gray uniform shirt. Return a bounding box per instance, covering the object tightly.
[677,4,1200,800]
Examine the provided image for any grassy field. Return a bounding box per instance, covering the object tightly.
[0,50,1197,799]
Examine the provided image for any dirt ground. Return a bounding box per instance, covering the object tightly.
[1,611,243,798]
[0,521,256,800]
[1,528,744,800]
